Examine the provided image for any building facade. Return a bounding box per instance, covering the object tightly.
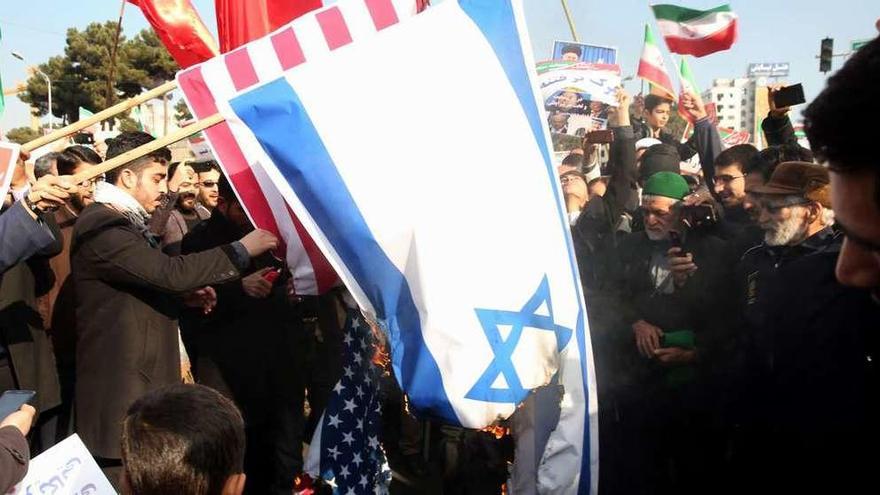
[702,77,758,138]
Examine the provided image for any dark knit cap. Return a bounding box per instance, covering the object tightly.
[639,143,681,182]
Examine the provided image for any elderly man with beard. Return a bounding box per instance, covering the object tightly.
[732,161,879,494]
[609,172,729,495]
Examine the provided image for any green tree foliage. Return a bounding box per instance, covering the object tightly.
[174,98,193,123]
[117,116,142,133]
[5,127,40,145]
[20,23,178,124]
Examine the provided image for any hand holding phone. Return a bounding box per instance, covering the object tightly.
[771,84,806,111]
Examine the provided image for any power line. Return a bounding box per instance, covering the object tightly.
[0,18,66,37]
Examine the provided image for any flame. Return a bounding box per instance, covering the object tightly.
[482,424,511,440]
[365,316,391,373]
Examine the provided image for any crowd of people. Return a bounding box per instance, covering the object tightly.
[0,32,877,495]
[563,36,880,495]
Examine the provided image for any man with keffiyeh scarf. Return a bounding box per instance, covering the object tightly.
[69,132,279,488]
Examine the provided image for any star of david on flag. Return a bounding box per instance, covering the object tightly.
[467,276,572,404]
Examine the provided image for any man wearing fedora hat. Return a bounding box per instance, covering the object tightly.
[732,161,879,493]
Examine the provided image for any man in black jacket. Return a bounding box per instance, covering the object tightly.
[182,178,306,495]
[568,88,637,293]
[71,132,278,486]
[609,172,729,495]
[734,162,878,494]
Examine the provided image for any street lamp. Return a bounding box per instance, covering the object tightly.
[11,50,53,131]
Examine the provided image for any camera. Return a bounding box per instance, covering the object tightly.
[680,204,717,230]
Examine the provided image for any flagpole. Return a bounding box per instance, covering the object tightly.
[70,112,225,184]
[560,0,580,42]
[106,0,128,116]
[21,81,178,153]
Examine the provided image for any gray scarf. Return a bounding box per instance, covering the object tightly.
[93,182,152,237]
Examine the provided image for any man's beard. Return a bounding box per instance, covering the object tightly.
[177,193,197,213]
[646,228,668,241]
[764,213,809,246]
[70,194,87,212]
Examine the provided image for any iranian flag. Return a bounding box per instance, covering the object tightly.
[678,56,701,123]
[651,3,738,57]
[638,24,676,101]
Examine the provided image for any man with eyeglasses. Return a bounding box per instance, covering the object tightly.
[710,144,758,236]
[732,161,878,494]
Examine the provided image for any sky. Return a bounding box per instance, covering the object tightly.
[1,0,878,132]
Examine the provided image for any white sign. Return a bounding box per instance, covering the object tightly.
[11,434,117,495]
[747,62,790,78]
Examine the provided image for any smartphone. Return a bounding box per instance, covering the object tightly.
[585,129,614,144]
[773,84,806,108]
[668,231,690,258]
[0,390,36,420]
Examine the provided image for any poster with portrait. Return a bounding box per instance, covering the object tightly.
[537,62,621,140]
[551,41,618,64]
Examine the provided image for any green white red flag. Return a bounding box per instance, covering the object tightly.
[637,24,676,101]
[678,56,700,123]
[651,3,738,57]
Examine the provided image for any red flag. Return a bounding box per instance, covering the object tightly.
[128,0,219,68]
[215,0,324,52]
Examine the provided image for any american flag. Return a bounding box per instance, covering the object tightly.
[304,308,391,494]
[176,0,426,295]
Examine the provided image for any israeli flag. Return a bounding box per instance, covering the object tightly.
[217,0,597,491]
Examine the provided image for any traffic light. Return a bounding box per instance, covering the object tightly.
[820,38,834,73]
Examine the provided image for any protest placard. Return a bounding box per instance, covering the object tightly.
[537,62,621,140]
[10,434,116,495]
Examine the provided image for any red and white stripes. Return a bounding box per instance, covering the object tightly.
[177,0,421,295]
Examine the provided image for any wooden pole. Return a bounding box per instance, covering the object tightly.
[560,0,580,42]
[22,80,177,153]
[71,113,224,184]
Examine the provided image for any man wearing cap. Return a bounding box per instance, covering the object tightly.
[608,171,728,495]
[733,161,878,493]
